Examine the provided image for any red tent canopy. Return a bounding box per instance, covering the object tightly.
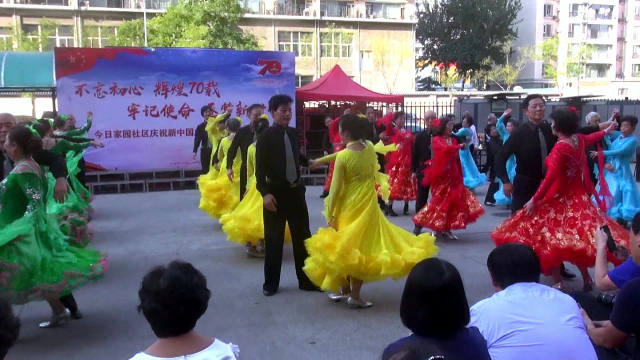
[296,65,404,103]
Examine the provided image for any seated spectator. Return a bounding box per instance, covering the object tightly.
[469,244,597,360]
[130,260,239,360]
[582,277,640,360]
[0,297,20,359]
[595,212,640,292]
[382,258,490,360]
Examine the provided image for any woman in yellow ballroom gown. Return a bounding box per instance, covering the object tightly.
[197,112,228,185]
[198,117,242,218]
[303,114,438,309]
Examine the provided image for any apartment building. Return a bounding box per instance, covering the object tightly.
[0,0,417,93]
[516,0,640,96]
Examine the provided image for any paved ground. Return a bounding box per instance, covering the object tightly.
[10,185,583,359]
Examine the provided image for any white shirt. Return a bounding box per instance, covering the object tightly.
[470,124,479,147]
[129,339,239,360]
[469,282,596,360]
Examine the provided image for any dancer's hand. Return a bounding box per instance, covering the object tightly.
[53,178,68,203]
[524,199,535,215]
[581,308,595,331]
[263,194,277,212]
[308,159,323,170]
[503,182,513,197]
[604,121,617,134]
[595,227,608,252]
[227,169,234,181]
[192,153,197,160]
[91,140,104,148]
[87,111,93,120]
[328,218,336,229]
[589,151,598,159]
[502,108,512,118]
[605,163,614,171]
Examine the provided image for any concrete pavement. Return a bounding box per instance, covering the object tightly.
[10,185,579,359]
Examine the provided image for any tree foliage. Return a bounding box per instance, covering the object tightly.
[416,0,522,83]
[2,18,58,51]
[111,0,258,49]
[372,35,413,93]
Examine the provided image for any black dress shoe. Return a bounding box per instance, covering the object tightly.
[403,203,410,215]
[560,265,576,279]
[484,201,496,207]
[263,288,277,296]
[299,284,322,292]
[413,226,422,236]
[320,191,329,198]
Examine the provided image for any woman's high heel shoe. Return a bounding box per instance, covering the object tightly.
[347,297,373,309]
[328,293,350,302]
[39,309,71,328]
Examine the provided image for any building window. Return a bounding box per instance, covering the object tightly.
[360,50,373,70]
[636,6,640,18]
[0,28,12,50]
[320,32,352,58]
[634,45,640,58]
[544,4,553,17]
[543,24,553,38]
[588,5,613,20]
[55,25,74,47]
[633,64,640,77]
[278,31,313,58]
[570,3,580,17]
[296,75,313,87]
[591,44,611,61]
[85,26,116,48]
[585,64,610,78]
[569,23,581,38]
[587,24,611,40]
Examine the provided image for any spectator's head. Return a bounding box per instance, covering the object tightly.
[487,244,540,290]
[40,111,56,120]
[400,258,470,338]
[488,124,498,138]
[0,297,20,359]
[226,118,241,134]
[620,115,638,137]
[550,108,580,137]
[462,115,474,128]
[339,114,369,142]
[487,113,497,124]
[0,113,16,145]
[268,94,293,127]
[585,112,601,126]
[247,104,264,123]
[200,105,211,119]
[65,114,76,130]
[365,106,377,123]
[630,212,640,261]
[424,110,437,129]
[432,117,454,137]
[32,119,52,138]
[506,118,518,134]
[393,111,406,128]
[521,94,545,124]
[324,115,333,128]
[5,125,43,161]
[138,260,211,338]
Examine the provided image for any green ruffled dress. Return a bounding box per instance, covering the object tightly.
[0,163,107,304]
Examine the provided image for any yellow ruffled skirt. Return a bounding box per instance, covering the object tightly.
[220,178,291,246]
[303,194,438,292]
[198,168,240,219]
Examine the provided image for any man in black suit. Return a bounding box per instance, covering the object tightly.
[193,105,213,174]
[256,94,319,296]
[412,110,435,235]
[227,104,264,199]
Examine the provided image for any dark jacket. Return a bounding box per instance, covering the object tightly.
[256,124,307,195]
[193,121,210,153]
[412,129,432,175]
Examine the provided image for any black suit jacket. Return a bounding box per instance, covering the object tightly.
[227,124,254,173]
[1,149,67,180]
[193,122,210,153]
[412,129,432,175]
[365,121,383,144]
[256,124,306,195]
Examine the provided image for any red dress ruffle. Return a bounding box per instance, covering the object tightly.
[491,132,630,274]
[413,136,483,231]
[386,128,416,201]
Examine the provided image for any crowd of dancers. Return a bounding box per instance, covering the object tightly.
[194,93,638,308]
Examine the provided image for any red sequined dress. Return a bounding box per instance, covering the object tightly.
[386,128,417,201]
[491,131,629,274]
[413,136,484,232]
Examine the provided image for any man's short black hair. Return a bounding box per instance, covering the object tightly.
[200,105,210,117]
[339,114,369,140]
[227,118,241,133]
[521,94,545,110]
[268,94,293,112]
[138,260,211,338]
[487,244,540,289]
[400,258,470,338]
[621,115,638,128]
[550,108,580,135]
[0,297,20,359]
[247,103,264,115]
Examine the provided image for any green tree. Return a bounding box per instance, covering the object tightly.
[5,18,58,51]
[111,0,258,49]
[372,35,413,93]
[537,35,558,83]
[486,44,533,90]
[416,0,522,88]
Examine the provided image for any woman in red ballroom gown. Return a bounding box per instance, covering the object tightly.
[413,117,484,240]
[384,112,417,216]
[323,115,345,196]
[491,109,629,291]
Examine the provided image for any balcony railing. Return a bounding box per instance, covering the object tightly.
[9,0,176,9]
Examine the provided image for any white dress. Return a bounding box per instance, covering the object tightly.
[129,339,239,360]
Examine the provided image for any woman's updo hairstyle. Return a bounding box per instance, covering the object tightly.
[339,113,369,141]
[8,125,42,157]
[550,108,579,136]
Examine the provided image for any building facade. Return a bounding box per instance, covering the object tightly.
[0,0,417,94]
[516,0,640,96]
